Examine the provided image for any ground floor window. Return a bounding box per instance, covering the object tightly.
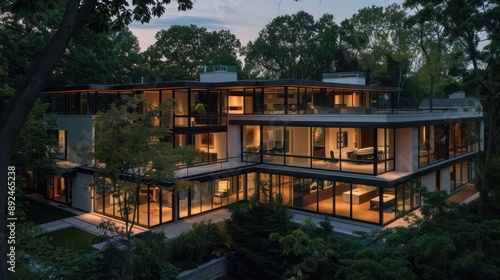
[286,176,421,225]
[93,172,422,227]
[93,174,246,227]
[46,175,71,205]
[450,159,474,192]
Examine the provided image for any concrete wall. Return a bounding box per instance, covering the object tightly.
[213,132,227,159]
[227,125,240,158]
[200,72,237,82]
[396,127,415,172]
[421,172,436,192]
[178,256,227,280]
[72,172,93,212]
[323,77,365,85]
[440,167,451,194]
[55,115,94,165]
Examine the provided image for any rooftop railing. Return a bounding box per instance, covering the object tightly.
[199,65,237,73]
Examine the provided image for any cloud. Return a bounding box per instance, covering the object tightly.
[129,16,229,31]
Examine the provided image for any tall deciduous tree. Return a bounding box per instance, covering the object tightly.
[342,5,392,82]
[405,0,499,213]
[92,94,197,241]
[405,0,450,111]
[50,27,144,85]
[144,25,242,80]
[0,1,194,278]
[244,11,339,80]
[352,189,500,279]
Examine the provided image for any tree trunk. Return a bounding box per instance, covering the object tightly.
[0,1,97,278]
[479,98,499,215]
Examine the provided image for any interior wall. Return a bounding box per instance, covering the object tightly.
[227,125,240,158]
[213,132,227,159]
[228,96,244,114]
[291,127,310,156]
[396,127,414,172]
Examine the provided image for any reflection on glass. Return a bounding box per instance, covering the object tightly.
[335,182,350,218]
[381,188,396,224]
[351,184,379,223]
[201,182,213,212]
[161,189,173,223]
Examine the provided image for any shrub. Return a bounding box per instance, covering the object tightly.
[168,220,229,269]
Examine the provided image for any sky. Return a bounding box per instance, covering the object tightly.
[129,0,404,52]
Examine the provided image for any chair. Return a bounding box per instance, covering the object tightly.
[329,150,338,165]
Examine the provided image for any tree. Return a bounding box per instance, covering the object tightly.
[244,11,339,80]
[50,27,145,85]
[91,94,197,242]
[404,0,453,110]
[270,218,341,280]
[342,6,392,82]
[404,0,500,213]
[226,190,293,279]
[0,1,194,278]
[144,25,242,80]
[352,188,500,279]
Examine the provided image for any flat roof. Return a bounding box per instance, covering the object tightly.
[42,79,399,94]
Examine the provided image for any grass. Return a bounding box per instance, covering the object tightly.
[23,198,76,225]
[44,227,97,251]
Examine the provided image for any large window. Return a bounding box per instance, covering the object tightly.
[243,125,395,175]
[419,122,478,167]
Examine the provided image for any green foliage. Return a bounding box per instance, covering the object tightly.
[91,93,198,241]
[192,102,206,113]
[128,231,178,279]
[355,188,500,279]
[144,25,242,80]
[244,11,339,80]
[50,27,145,85]
[270,218,341,279]
[168,220,229,270]
[226,193,293,279]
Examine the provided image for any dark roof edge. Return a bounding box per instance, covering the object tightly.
[42,79,399,93]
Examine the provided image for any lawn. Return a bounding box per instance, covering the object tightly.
[24,198,76,224]
[44,227,97,251]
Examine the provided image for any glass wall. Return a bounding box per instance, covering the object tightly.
[283,174,419,225]
[94,182,174,228]
[94,171,421,227]
[46,175,71,205]
[450,160,473,192]
[43,85,397,116]
[419,122,479,167]
[242,125,395,175]
[94,174,248,227]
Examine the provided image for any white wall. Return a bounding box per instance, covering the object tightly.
[291,127,310,156]
[396,127,415,172]
[323,77,365,85]
[228,96,244,114]
[440,167,451,194]
[55,115,94,165]
[326,128,356,159]
[227,125,240,158]
[72,172,93,212]
[213,132,227,159]
[421,172,436,192]
[200,72,237,82]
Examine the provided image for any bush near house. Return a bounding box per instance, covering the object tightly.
[168,220,230,271]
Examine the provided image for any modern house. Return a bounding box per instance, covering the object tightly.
[34,66,483,228]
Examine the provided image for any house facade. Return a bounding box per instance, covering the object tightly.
[36,67,483,227]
